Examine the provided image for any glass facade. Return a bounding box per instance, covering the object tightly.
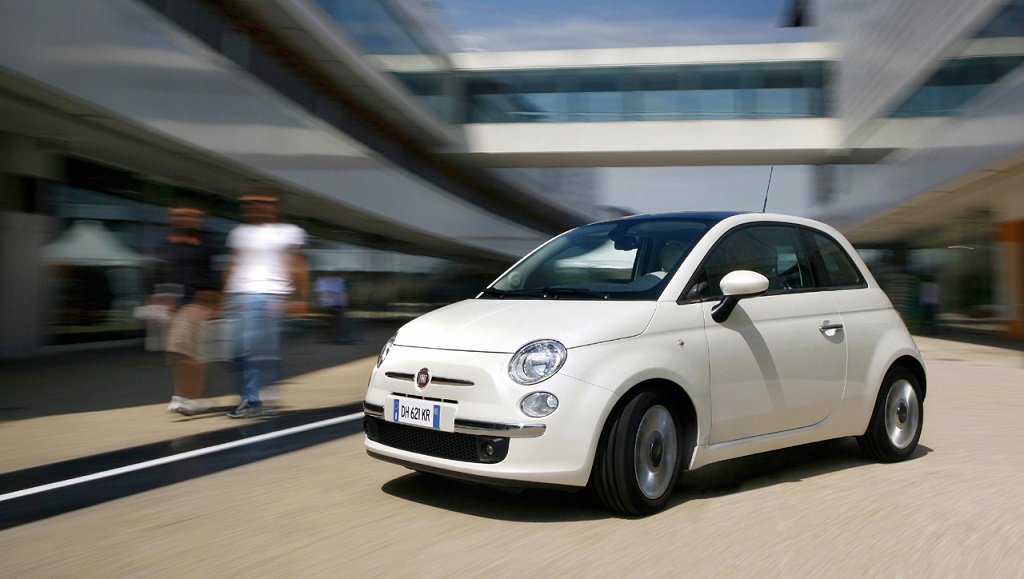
[463,62,828,123]
[41,168,458,345]
[315,0,436,55]
[860,211,1000,335]
[888,55,1024,117]
[976,0,1024,38]
[314,0,456,122]
[313,1,831,126]
[889,0,1024,117]
[391,70,453,120]
[44,185,233,345]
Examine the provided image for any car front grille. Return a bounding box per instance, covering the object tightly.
[364,416,508,463]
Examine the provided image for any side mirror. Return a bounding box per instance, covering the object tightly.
[711,270,769,323]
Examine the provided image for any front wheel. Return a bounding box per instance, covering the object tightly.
[592,391,681,515]
[858,367,923,462]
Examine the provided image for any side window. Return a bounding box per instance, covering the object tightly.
[694,225,814,297]
[809,232,864,288]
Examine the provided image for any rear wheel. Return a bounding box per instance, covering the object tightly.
[858,367,923,462]
[593,391,681,515]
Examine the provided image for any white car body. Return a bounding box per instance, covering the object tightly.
[364,212,925,514]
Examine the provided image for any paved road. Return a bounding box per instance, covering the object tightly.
[2,336,1023,576]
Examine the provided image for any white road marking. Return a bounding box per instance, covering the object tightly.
[0,413,363,503]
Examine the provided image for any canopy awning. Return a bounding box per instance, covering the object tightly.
[43,220,152,267]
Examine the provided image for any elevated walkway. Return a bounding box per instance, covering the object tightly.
[443,44,926,167]
[459,118,891,167]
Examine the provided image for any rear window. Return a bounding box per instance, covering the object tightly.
[810,232,864,287]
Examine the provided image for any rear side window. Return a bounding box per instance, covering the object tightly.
[809,232,864,288]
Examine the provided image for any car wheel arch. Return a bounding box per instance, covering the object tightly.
[889,355,926,400]
[857,325,927,406]
[593,379,699,475]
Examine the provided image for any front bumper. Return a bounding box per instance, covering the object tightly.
[363,403,546,438]
[363,345,615,488]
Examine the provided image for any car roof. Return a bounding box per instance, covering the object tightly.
[599,211,750,225]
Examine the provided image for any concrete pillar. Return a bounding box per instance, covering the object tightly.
[0,134,61,358]
[0,211,50,358]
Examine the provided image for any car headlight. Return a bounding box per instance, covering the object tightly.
[508,340,566,385]
[376,334,396,368]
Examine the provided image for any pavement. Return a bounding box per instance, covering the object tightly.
[0,318,404,474]
[1,322,1022,476]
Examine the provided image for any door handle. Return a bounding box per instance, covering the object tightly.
[819,323,844,333]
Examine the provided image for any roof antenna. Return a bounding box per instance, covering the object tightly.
[761,166,774,213]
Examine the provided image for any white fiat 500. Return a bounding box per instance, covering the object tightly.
[363,212,925,515]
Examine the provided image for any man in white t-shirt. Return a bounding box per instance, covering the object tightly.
[223,190,308,418]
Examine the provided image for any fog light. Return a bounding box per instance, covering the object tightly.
[521,392,559,418]
[475,437,508,463]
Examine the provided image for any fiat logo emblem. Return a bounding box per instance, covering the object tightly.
[416,368,430,389]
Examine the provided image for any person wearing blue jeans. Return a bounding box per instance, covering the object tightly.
[223,190,307,419]
[227,292,284,413]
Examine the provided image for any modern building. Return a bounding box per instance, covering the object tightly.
[1,0,1022,359]
[810,0,1024,339]
[0,0,601,357]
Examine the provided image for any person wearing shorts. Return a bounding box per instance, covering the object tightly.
[152,205,219,416]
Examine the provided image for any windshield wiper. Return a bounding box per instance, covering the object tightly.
[478,288,547,299]
[541,287,609,299]
[478,287,607,299]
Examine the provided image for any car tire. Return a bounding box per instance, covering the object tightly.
[858,367,923,462]
[593,391,681,515]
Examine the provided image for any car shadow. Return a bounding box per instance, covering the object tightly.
[381,471,608,522]
[380,438,933,522]
[672,439,931,503]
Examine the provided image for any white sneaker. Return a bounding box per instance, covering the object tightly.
[175,397,210,417]
[166,396,184,413]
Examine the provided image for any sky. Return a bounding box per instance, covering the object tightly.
[433,0,812,52]
[429,0,817,217]
[601,165,811,216]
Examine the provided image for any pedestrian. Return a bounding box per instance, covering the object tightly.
[222,189,309,418]
[919,276,941,334]
[314,272,348,342]
[149,203,220,416]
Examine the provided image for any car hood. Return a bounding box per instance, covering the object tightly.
[394,299,658,353]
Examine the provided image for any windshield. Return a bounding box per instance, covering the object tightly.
[482,217,713,301]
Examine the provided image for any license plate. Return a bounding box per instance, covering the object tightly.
[385,396,456,432]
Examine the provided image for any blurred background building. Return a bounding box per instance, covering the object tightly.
[0,0,1022,359]
[809,0,1024,340]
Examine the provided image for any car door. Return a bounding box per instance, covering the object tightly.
[694,224,848,445]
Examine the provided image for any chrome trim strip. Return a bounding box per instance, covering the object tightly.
[432,378,476,386]
[455,420,546,438]
[363,403,545,438]
[384,372,474,386]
